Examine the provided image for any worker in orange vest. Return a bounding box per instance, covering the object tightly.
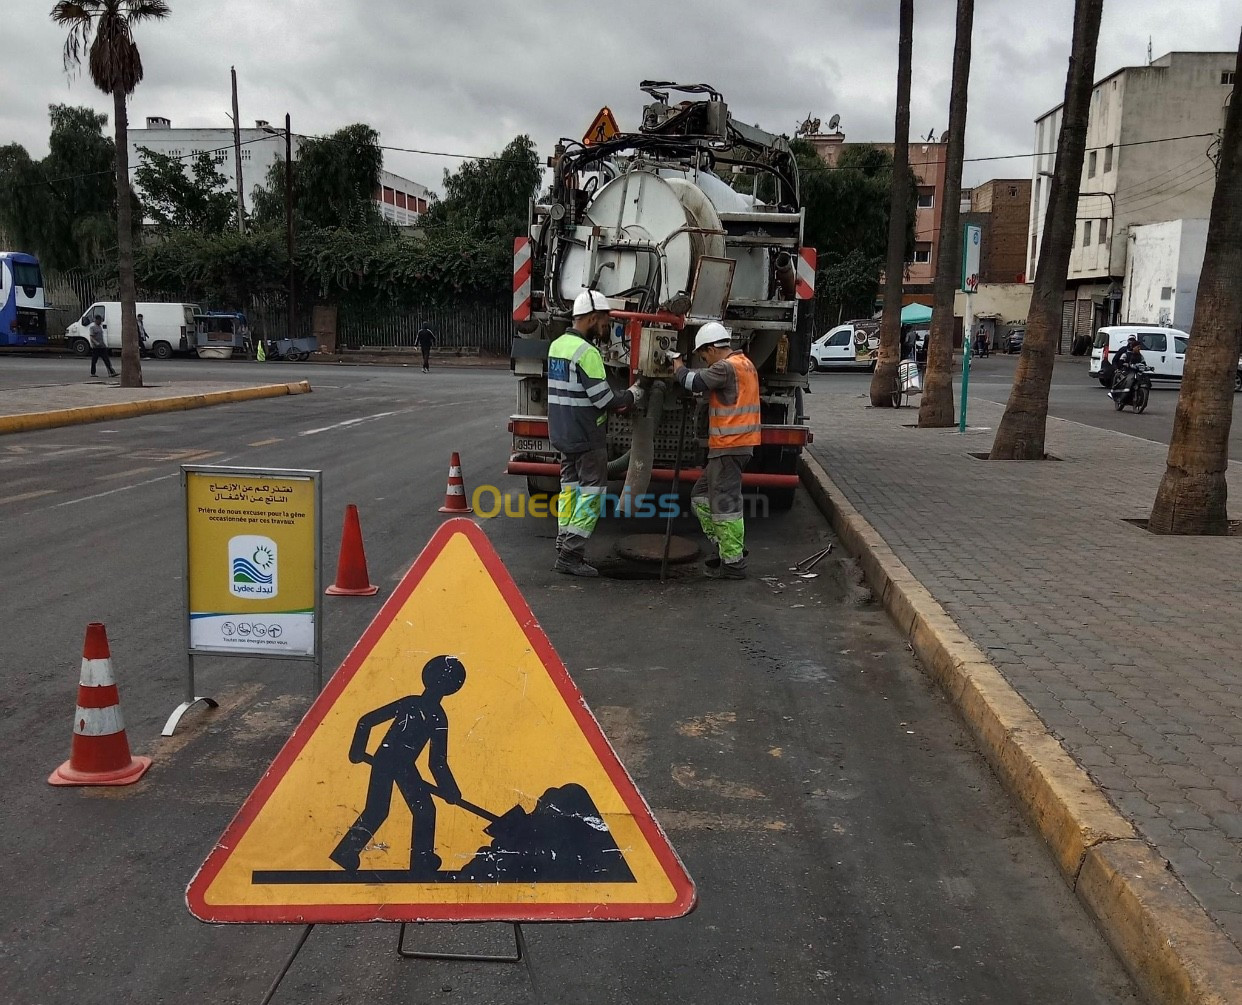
[673,322,761,579]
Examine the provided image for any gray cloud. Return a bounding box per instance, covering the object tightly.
[2,0,1237,196]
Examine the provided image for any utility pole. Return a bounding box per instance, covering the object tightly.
[285,113,295,345]
[231,66,245,233]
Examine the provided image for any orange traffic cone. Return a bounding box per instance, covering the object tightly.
[326,504,380,596]
[438,452,473,514]
[49,623,151,787]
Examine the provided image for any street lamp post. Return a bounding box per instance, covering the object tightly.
[285,113,294,348]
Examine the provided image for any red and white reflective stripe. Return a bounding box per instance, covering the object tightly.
[79,656,116,687]
[74,704,126,736]
[513,237,533,321]
[796,247,816,299]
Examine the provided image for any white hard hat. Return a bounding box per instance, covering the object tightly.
[572,289,611,317]
[693,322,732,352]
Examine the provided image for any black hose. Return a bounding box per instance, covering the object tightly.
[661,400,691,584]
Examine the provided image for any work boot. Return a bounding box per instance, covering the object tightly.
[704,549,749,570]
[554,554,600,578]
[705,560,747,580]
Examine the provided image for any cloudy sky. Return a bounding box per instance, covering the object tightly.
[3,0,1238,195]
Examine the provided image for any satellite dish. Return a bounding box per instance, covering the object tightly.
[828,113,841,132]
[938,130,950,143]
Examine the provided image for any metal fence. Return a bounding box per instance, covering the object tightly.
[337,304,513,353]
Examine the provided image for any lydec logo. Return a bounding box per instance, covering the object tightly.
[229,535,278,598]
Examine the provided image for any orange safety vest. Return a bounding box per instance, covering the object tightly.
[708,353,761,452]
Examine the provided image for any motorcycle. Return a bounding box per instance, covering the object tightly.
[1110,362,1151,413]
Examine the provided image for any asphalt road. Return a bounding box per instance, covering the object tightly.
[0,357,1138,1003]
[813,351,1242,454]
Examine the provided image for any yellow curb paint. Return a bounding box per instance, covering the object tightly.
[798,452,1242,1005]
[0,381,311,437]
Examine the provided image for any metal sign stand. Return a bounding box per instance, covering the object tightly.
[164,466,324,736]
[259,922,536,1005]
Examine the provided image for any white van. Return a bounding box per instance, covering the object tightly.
[1090,325,1242,388]
[65,302,200,360]
[811,321,880,371]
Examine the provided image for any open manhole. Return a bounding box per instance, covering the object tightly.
[1123,518,1242,536]
[598,534,703,581]
[967,451,1061,461]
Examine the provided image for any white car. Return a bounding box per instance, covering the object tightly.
[811,322,879,371]
[1090,324,1242,389]
[66,301,200,360]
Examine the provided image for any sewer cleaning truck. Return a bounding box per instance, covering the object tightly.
[506,81,815,512]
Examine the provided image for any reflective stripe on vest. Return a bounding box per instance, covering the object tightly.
[708,353,761,450]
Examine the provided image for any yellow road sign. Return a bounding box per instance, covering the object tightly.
[187,518,695,924]
[583,106,620,146]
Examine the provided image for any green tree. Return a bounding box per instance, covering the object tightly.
[1148,33,1242,533]
[52,0,171,388]
[252,123,385,232]
[423,135,541,243]
[0,105,117,270]
[135,146,234,232]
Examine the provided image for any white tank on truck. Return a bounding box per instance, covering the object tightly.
[508,82,816,511]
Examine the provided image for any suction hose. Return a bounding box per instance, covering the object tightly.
[615,379,667,516]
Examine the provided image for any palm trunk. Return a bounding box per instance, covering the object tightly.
[113,87,143,388]
[918,0,975,427]
[869,0,914,407]
[1149,34,1242,534]
[990,0,1103,458]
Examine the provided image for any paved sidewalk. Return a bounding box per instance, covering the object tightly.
[0,379,278,416]
[806,382,1242,949]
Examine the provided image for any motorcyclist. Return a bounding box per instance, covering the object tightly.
[1110,337,1145,399]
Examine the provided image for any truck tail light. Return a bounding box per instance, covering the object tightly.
[509,418,549,438]
[762,426,811,446]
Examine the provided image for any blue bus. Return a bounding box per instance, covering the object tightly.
[0,252,49,347]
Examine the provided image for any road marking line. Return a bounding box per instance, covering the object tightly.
[299,410,402,436]
[0,489,56,505]
[96,466,158,481]
[54,452,240,509]
[181,450,223,462]
[248,437,283,447]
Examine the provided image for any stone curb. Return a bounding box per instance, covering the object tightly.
[0,381,312,436]
[799,452,1242,1005]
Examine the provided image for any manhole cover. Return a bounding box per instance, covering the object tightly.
[615,534,700,564]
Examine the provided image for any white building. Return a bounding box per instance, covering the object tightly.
[129,117,431,227]
[1120,218,1209,330]
[1026,51,1234,349]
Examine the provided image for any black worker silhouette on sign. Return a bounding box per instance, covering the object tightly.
[329,655,465,876]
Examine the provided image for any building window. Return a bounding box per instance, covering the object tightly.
[1083,220,1093,246]
[1223,71,1236,85]
[911,243,932,264]
[1098,218,1108,245]
[1103,144,1114,172]
[917,187,935,209]
[1161,286,1174,301]
[1008,185,1019,197]
[1030,234,1038,266]
[1087,150,1097,178]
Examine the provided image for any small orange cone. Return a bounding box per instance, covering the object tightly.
[49,623,151,787]
[438,452,473,514]
[326,504,380,596]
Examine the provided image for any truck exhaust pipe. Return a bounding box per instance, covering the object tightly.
[774,252,797,300]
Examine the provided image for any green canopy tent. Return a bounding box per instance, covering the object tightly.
[899,303,933,325]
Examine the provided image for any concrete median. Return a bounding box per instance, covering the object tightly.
[0,380,311,436]
[799,452,1242,1005]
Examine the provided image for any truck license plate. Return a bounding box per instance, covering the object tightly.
[515,438,551,453]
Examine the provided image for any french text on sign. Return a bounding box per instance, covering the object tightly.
[186,518,695,924]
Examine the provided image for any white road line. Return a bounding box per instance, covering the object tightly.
[299,410,402,436]
[54,453,240,508]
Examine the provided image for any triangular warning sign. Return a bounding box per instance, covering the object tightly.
[187,518,695,924]
[582,106,620,146]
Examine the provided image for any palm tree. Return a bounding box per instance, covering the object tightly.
[918,0,975,427]
[990,0,1104,458]
[869,0,914,407]
[51,1,171,389]
[1149,35,1242,534]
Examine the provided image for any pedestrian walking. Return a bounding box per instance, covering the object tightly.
[136,313,150,357]
[88,314,117,378]
[547,290,644,577]
[415,322,436,372]
[673,322,760,580]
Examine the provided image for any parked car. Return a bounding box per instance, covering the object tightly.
[1090,324,1242,389]
[811,321,879,371]
[1007,328,1026,353]
[65,301,200,360]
